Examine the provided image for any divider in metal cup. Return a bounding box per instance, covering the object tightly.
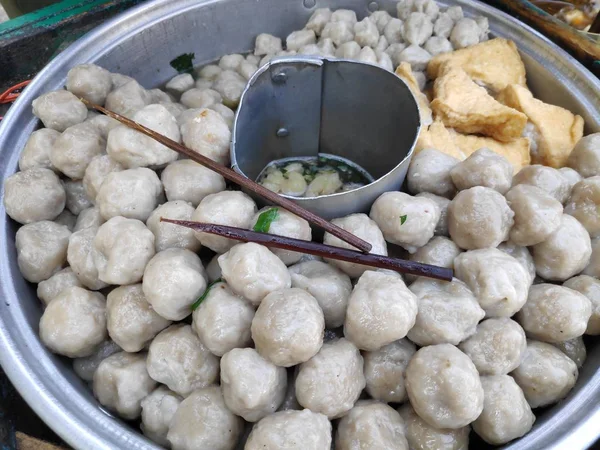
[231,56,421,220]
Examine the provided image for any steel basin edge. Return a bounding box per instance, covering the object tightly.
[0,1,599,449]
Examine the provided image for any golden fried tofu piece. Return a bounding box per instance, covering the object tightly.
[431,66,527,142]
[427,38,527,94]
[451,130,531,173]
[415,120,466,160]
[497,84,584,168]
[395,62,433,126]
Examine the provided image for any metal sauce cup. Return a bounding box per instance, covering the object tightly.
[232,56,421,220]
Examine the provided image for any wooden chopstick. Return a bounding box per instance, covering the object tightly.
[160,218,454,282]
[82,99,372,254]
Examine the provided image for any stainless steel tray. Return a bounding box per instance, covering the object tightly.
[0,1,599,449]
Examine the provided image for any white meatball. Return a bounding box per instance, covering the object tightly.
[565,176,600,237]
[450,148,513,194]
[335,41,361,59]
[517,284,592,343]
[37,267,82,305]
[147,324,218,397]
[39,286,106,357]
[158,101,186,119]
[3,168,66,224]
[218,243,290,306]
[54,209,77,230]
[87,114,121,140]
[532,214,592,281]
[50,122,106,179]
[75,208,103,232]
[109,73,135,88]
[354,17,380,47]
[143,248,207,321]
[398,404,470,450]
[559,167,583,192]
[450,18,480,49]
[92,216,155,285]
[408,235,460,270]
[564,275,600,335]
[552,336,587,368]
[107,104,179,168]
[16,221,70,283]
[383,17,405,44]
[96,168,163,221]
[245,409,331,450]
[455,248,530,317]
[363,339,415,403]
[321,21,354,46]
[403,12,433,46]
[180,88,222,109]
[344,271,417,351]
[19,128,60,172]
[336,402,408,450]
[305,8,332,35]
[448,187,513,249]
[370,10,392,33]
[106,284,171,352]
[406,344,483,429]
[408,277,485,346]
[459,318,526,375]
[66,64,113,105]
[192,281,254,356]
[205,254,222,282]
[254,33,283,55]
[285,29,317,51]
[140,387,182,447]
[407,148,458,198]
[207,102,235,129]
[584,237,600,277]
[568,132,600,178]
[82,155,123,202]
[473,375,535,445]
[424,35,453,55]
[506,184,563,246]
[63,180,93,215]
[249,207,311,265]
[398,45,432,72]
[416,192,450,236]
[105,79,149,119]
[32,90,87,131]
[331,8,357,25]
[181,108,230,164]
[252,288,324,367]
[434,10,455,38]
[146,201,201,252]
[192,190,257,253]
[212,70,246,108]
[323,213,388,277]
[72,340,121,382]
[512,164,570,203]
[93,352,156,420]
[497,241,536,283]
[67,227,108,290]
[221,347,287,422]
[295,338,365,419]
[370,192,440,253]
[288,260,352,328]
[167,386,243,450]
[511,340,578,408]
[165,73,195,98]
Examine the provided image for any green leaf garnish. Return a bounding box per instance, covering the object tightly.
[400,215,407,225]
[191,279,222,311]
[170,53,195,74]
[253,207,279,233]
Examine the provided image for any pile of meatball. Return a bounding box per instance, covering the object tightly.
[3,0,600,449]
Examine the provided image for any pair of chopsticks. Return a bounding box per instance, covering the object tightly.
[83,99,452,281]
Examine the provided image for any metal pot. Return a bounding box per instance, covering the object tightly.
[0,1,599,449]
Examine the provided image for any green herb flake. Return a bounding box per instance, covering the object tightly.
[191,279,222,311]
[400,215,407,225]
[253,208,279,233]
[170,53,195,74]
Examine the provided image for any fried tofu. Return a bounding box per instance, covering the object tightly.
[427,38,527,94]
[395,62,433,126]
[415,120,530,173]
[497,84,584,168]
[415,120,466,160]
[451,130,531,173]
[431,66,527,142]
